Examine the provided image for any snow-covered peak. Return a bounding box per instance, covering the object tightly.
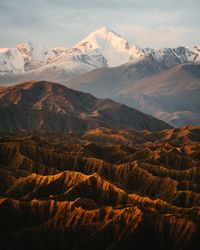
[150,46,198,69]
[17,41,55,70]
[129,45,154,61]
[47,49,108,69]
[0,47,24,75]
[74,26,131,66]
[75,26,129,52]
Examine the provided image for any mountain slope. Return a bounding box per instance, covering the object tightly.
[117,63,200,126]
[66,63,200,127]
[0,81,171,132]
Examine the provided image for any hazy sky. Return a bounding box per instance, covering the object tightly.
[0,0,200,48]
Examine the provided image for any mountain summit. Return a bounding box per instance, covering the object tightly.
[75,26,129,52]
[74,26,132,66]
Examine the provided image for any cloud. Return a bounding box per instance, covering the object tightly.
[0,0,199,48]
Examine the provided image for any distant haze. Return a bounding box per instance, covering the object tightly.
[0,0,200,48]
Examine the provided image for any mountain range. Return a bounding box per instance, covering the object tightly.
[0,26,200,250]
[0,81,170,132]
[0,26,200,127]
[1,27,200,79]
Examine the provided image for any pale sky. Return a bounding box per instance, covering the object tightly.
[0,0,200,48]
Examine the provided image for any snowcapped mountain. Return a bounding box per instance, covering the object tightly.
[21,50,108,83]
[74,26,154,66]
[0,26,200,83]
[17,41,55,70]
[0,40,108,81]
[75,27,130,52]
[74,26,132,66]
[0,47,24,75]
[74,26,200,67]
[151,46,199,68]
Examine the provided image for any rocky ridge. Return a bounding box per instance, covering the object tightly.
[0,126,199,249]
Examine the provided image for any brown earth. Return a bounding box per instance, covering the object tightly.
[0,126,199,249]
[0,80,171,132]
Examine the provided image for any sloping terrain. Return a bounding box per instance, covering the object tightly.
[0,126,199,249]
[66,63,200,127]
[117,64,200,126]
[0,81,171,132]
